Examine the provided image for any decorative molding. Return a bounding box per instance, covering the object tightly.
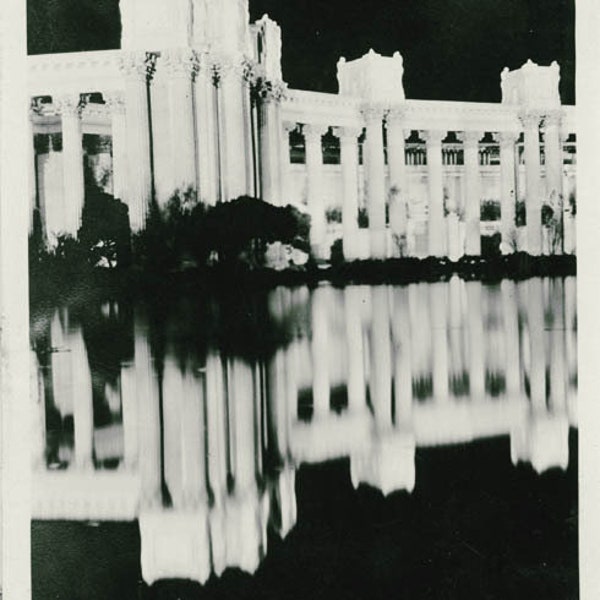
[332,126,363,141]
[302,123,329,141]
[498,131,519,146]
[421,130,446,145]
[361,104,386,123]
[385,106,407,126]
[255,78,288,102]
[161,48,200,81]
[457,130,483,146]
[518,111,543,130]
[282,121,299,134]
[542,109,564,130]
[54,93,86,117]
[104,91,126,115]
[119,51,157,83]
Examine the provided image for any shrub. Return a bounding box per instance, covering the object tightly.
[326,206,342,224]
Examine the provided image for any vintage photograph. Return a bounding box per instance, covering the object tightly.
[1,0,583,597]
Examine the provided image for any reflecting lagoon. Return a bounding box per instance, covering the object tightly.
[30,275,578,599]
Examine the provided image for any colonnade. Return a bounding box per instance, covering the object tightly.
[287,105,573,260]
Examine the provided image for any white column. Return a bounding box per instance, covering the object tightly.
[333,126,362,260]
[216,59,251,201]
[344,286,366,413]
[543,110,564,254]
[446,195,461,262]
[120,360,138,469]
[391,286,413,422]
[195,53,219,205]
[423,130,446,257]
[230,358,257,491]
[466,281,485,399]
[501,279,521,396]
[56,93,86,237]
[257,80,286,204]
[363,106,387,258]
[135,317,161,507]
[163,48,199,195]
[370,286,392,427]
[119,51,156,231]
[521,112,543,255]
[304,124,328,258]
[549,278,567,410]
[104,92,128,203]
[386,108,409,256]
[499,131,518,253]
[69,326,94,468]
[430,282,449,401]
[527,277,546,410]
[28,101,37,233]
[280,121,297,206]
[462,131,482,256]
[311,286,330,418]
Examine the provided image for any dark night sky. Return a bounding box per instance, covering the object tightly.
[27,0,575,104]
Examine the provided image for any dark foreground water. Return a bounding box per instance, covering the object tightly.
[30,276,578,599]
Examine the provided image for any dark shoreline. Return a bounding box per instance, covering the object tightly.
[30,252,576,305]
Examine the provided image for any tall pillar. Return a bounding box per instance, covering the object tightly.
[391,286,413,421]
[520,112,543,255]
[69,326,94,468]
[423,130,446,257]
[280,121,297,206]
[28,100,38,233]
[543,110,564,254]
[549,278,567,411]
[344,286,366,413]
[370,286,392,427]
[386,108,408,256]
[304,124,328,258]
[216,58,251,201]
[311,286,330,418]
[501,279,521,396]
[119,51,156,231]
[257,80,286,205]
[527,277,546,410]
[462,131,482,256]
[466,281,485,399]
[56,93,86,236]
[194,52,219,205]
[163,48,199,195]
[499,131,518,253]
[333,126,361,260]
[104,92,128,203]
[120,360,138,469]
[363,106,387,258]
[430,282,449,401]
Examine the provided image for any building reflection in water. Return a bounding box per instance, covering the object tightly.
[30,276,577,585]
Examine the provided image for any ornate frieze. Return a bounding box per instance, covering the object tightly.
[161,48,200,81]
[254,78,288,102]
[385,106,407,126]
[119,51,158,83]
[104,91,126,115]
[361,104,385,124]
[54,93,86,117]
[519,110,543,130]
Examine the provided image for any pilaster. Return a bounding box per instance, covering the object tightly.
[542,109,564,254]
[104,91,128,203]
[499,131,519,253]
[460,131,483,256]
[520,111,543,255]
[422,129,446,257]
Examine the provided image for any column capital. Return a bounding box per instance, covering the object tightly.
[212,55,247,86]
[498,130,519,146]
[255,78,288,102]
[55,93,86,117]
[282,121,299,134]
[161,48,200,81]
[104,91,126,114]
[385,106,407,127]
[119,51,157,83]
[361,104,386,123]
[457,130,483,146]
[29,96,45,118]
[519,110,543,130]
[332,126,362,142]
[422,129,446,145]
[303,123,328,141]
[542,109,564,130]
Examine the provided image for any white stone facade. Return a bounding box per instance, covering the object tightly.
[27,0,576,258]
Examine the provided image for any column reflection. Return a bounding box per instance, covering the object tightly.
[32,275,578,585]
